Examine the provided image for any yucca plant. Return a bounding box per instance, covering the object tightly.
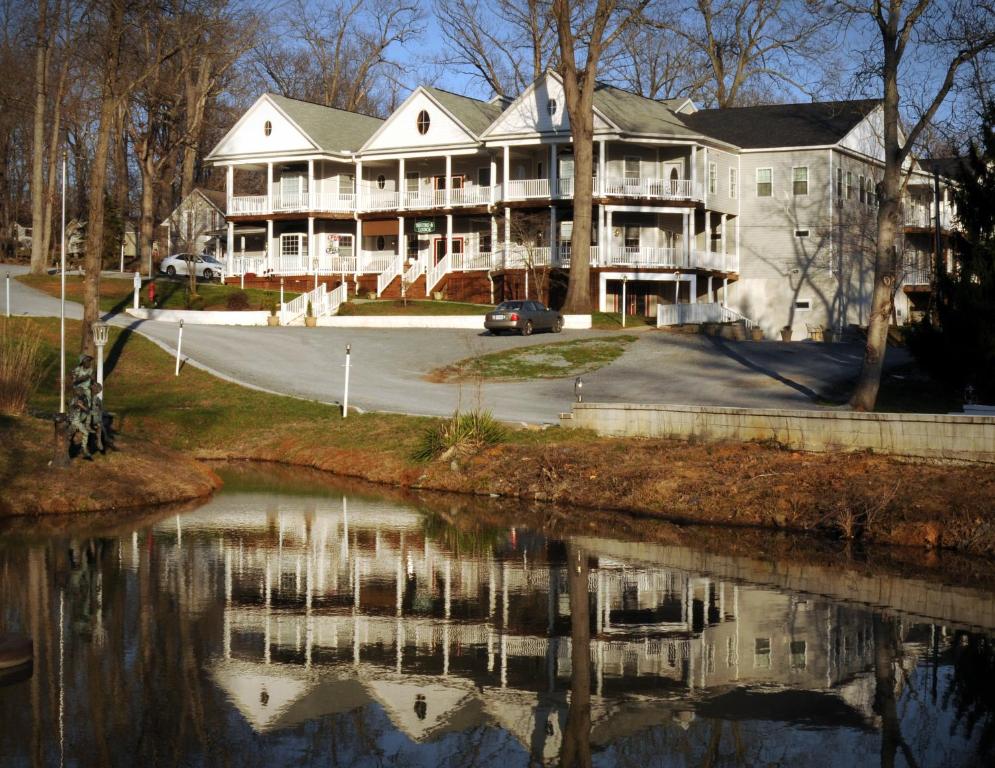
[0,320,48,415]
[414,410,506,462]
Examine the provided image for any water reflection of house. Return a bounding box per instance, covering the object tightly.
[154,493,895,759]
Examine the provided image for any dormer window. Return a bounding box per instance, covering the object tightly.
[264,120,272,136]
[547,98,557,116]
[416,110,430,135]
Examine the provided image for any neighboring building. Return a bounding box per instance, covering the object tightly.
[12,223,32,250]
[65,218,138,262]
[207,73,957,337]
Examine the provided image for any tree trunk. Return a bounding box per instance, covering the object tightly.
[873,615,900,768]
[113,101,129,260]
[850,40,902,411]
[41,53,69,266]
[138,156,156,280]
[29,0,50,275]
[180,60,211,200]
[563,118,594,314]
[81,0,125,358]
[560,542,592,768]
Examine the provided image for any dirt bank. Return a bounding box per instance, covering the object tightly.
[0,416,222,518]
[195,430,995,559]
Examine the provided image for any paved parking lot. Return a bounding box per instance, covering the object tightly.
[4,263,906,423]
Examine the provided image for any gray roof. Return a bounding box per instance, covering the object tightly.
[424,87,504,136]
[923,156,966,181]
[682,99,881,149]
[592,84,702,138]
[267,94,384,154]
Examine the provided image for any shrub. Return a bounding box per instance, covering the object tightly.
[413,410,506,462]
[0,320,48,415]
[226,290,250,311]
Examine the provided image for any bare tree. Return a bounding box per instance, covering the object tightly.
[434,0,556,98]
[509,210,552,304]
[253,0,423,116]
[29,0,53,274]
[553,0,648,314]
[843,0,995,411]
[640,0,833,107]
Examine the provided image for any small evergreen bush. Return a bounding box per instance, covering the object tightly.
[226,290,250,311]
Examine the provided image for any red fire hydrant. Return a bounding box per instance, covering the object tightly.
[147,281,156,307]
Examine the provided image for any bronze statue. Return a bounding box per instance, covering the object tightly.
[66,355,110,459]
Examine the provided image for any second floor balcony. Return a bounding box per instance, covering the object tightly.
[228,177,705,218]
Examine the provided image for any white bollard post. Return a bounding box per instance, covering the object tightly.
[133,272,141,310]
[279,277,285,325]
[343,343,351,418]
[5,273,9,317]
[240,271,244,290]
[175,320,184,376]
[120,242,125,273]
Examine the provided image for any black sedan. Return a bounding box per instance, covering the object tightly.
[484,300,563,335]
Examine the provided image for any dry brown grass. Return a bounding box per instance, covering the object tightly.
[0,319,48,415]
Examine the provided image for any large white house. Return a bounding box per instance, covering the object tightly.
[207,72,958,337]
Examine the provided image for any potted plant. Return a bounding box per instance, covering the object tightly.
[266,300,279,326]
[433,290,444,301]
[780,325,792,341]
[750,326,764,341]
[305,300,317,327]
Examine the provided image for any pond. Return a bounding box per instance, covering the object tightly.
[1,465,993,767]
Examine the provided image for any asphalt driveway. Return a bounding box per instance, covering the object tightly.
[3,262,905,423]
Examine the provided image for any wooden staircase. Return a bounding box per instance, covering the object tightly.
[379,274,426,299]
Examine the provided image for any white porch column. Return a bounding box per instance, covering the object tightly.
[445,154,452,207]
[490,214,498,261]
[598,139,606,194]
[504,207,511,253]
[549,205,557,264]
[307,159,314,210]
[735,216,740,271]
[682,211,689,265]
[490,157,497,203]
[266,219,274,270]
[690,274,697,303]
[707,275,714,303]
[721,213,727,254]
[355,218,362,273]
[549,144,558,197]
[503,146,510,195]
[675,277,680,304]
[398,215,406,263]
[226,221,234,263]
[722,277,729,307]
[446,213,453,263]
[705,210,711,258]
[226,165,234,211]
[307,216,314,269]
[702,147,709,207]
[606,208,613,262]
[355,159,363,211]
[398,157,406,209]
[266,162,274,212]
[690,146,697,193]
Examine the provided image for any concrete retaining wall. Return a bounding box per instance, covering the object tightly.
[318,313,593,330]
[126,308,269,326]
[564,402,995,463]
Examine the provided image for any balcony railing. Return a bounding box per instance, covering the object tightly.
[230,177,704,215]
[903,207,956,229]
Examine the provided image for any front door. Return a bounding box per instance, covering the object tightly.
[433,236,464,265]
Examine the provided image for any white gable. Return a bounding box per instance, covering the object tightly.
[211,96,316,158]
[485,72,611,138]
[363,89,476,152]
[839,107,885,161]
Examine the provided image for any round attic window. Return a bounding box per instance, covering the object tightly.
[547,99,557,116]
[416,110,431,135]
[264,120,272,136]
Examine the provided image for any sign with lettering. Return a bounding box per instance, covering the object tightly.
[414,220,435,234]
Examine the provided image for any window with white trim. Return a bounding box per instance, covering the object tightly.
[858,174,866,203]
[624,225,640,248]
[795,229,810,238]
[846,171,853,200]
[624,156,640,181]
[281,233,306,258]
[477,167,490,186]
[756,167,772,197]
[792,166,808,196]
[264,121,272,136]
[867,177,876,207]
[377,174,386,190]
[416,110,430,135]
[795,299,811,311]
[836,167,843,198]
[729,167,737,199]
[708,162,717,195]
[547,98,557,116]
[405,172,419,195]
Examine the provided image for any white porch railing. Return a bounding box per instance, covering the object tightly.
[450,249,493,271]
[377,253,404,296]
[280,283,328,325]
[362,186,401,211]
[227,253,267,276]
[229,196,268,215]
[426,253,451,294]
[692,249,739,272]
[903,206,955,229]
[402,258,423,287]
[327,282,349,315]
[449,186,494,207]
[505,178,551,200]
[314,191,355,212]
[600,177,702,201]
[656,301,757,328]
[604,246,683,268]
[274,191,312,212]
[359,250,396,274]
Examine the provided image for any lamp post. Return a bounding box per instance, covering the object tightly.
[343,343,351,418]
[313,257,319,291]
[92,322,109,391]
[59,151,67,412]
[574,376,583,403]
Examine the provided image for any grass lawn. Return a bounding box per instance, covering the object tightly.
[16,274,297,313]
[591,311,656,330]
[338,299,493,316]
[433,335,639,381]
[8,317,582,460]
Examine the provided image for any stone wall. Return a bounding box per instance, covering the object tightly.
[564,402,995,464]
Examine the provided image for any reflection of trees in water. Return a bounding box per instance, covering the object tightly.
[944,631,995,760]
[560,542,591,768]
